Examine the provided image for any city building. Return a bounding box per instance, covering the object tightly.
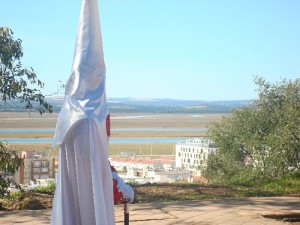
[110,156,185,183]
[153,169,191,183]
[175,137,216,176]
[14,151,57,186]
[110,156,176,172]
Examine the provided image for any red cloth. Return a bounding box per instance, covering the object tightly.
[111,166,123,204]
[113,179,123,204]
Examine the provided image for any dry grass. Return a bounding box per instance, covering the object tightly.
[0,112,58,129]
[0,112,224,129]
[10,143,176,157]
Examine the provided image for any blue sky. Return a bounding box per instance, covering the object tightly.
[1,0,300,101]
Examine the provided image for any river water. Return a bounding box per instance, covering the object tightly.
[0,128,206,144]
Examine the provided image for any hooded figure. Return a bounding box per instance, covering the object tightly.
[51,0,115,224]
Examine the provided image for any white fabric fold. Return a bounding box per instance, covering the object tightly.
[51,119,114,225]
[53,0,107,146]
[51,0,115,224]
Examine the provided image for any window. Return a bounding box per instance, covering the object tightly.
[41,161,49,167]
[32,161,42,167]
[32,168,41,174]
[41,168,49,173]
[40,174,49,179]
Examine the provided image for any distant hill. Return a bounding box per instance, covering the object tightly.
[107,98,250,114]
[0,97,251,114]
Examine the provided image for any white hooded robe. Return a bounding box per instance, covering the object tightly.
[50,0,115,224]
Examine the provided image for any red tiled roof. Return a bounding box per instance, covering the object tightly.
[110,156,175,166]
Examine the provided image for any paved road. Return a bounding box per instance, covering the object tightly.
[0,197,299,225]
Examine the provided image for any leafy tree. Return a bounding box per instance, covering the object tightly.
[0,27,52,114]
[0,142,21,196]
[205,76,300,185]
[0,27,53,196]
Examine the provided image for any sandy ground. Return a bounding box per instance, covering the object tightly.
[0,112,226,156]
[0,112,224,129]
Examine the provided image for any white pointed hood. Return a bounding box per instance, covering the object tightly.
[54,0,108,145]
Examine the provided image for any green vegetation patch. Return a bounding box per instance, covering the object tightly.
[259,172,300,196]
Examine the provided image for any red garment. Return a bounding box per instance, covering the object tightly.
[111,166,123,204]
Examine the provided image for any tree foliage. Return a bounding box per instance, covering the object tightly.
[205,77,300,185]
[0,142,21,196]
[0,27,53,196]
[0,27,52,114]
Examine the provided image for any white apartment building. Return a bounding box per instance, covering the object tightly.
[175,137,216,176]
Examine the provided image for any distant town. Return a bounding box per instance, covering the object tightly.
[9,137,216,189]
[1,98,249,191]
